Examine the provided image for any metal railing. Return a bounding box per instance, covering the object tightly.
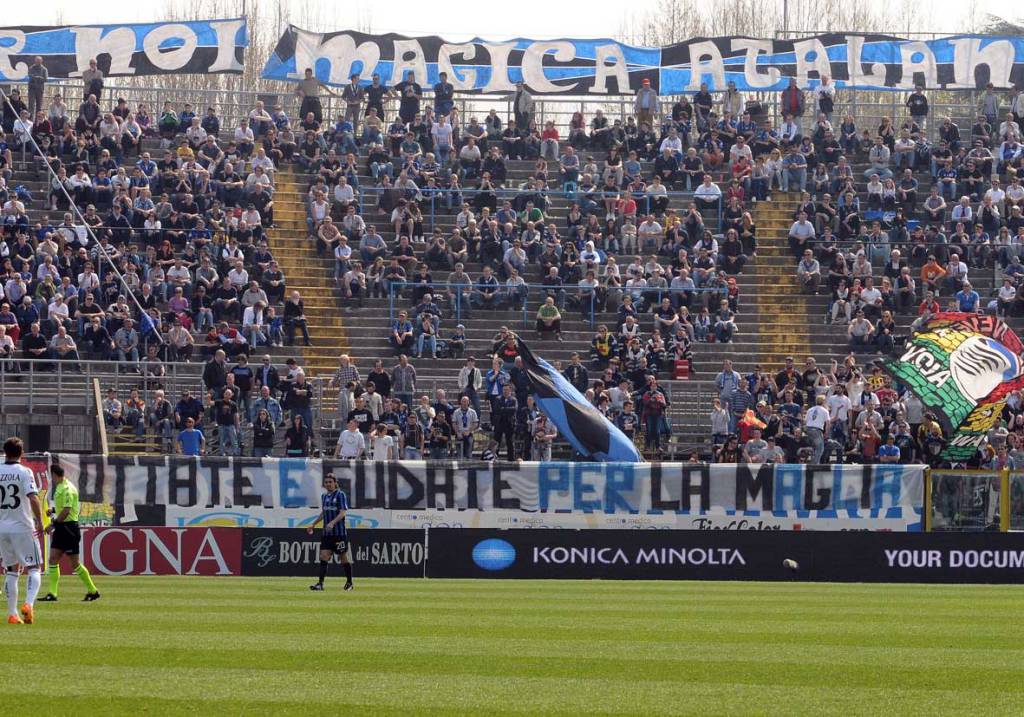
[385,281,729,330]
[0,350,717,459]
[0,358,203,414]
[351,186,723,236]
[7,78,998,150]
[928,469,1016,532]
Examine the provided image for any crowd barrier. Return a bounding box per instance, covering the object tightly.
[66,526,1024,583]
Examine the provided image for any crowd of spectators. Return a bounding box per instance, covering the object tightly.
[102,349,314,457]
[778,81,1024,354]
[267,332,680,461]
[711,352,1024,469]
[0,75,322,379]
[11,68,1024,461]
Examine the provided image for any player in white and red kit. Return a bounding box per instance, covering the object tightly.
[0,437,44,624]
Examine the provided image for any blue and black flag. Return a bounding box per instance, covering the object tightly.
[515,338,643,462]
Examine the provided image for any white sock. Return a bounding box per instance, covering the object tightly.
[4,572,18,617]
[26,569,41,606]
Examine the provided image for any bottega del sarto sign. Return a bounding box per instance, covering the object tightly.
[81,527,241,576]
[238,528,425,577]
[532,545,745,566]
[269,537,424,566]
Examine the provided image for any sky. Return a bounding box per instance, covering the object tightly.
[2,0,1015,40]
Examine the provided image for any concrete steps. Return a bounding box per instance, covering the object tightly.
[266,168,351,376]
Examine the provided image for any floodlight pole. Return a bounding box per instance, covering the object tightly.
[782,0,789,38]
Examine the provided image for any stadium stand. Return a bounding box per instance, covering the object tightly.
[2,80,1023,466]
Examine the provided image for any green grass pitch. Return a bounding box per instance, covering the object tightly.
[6,577,1024,715]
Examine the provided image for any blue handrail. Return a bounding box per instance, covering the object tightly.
[353,185,725,236]
[386,280,728,331]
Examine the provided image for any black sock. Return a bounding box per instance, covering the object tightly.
[343,563,353,583]
[318,561,328,584]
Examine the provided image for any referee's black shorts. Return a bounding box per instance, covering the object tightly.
[51,521,82,555]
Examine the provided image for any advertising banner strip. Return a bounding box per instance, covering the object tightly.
[56,456,924,517]
[263,27,1024,93]
[80,527,242,576]
[164,505,922,532]
[427,529,1024,583]
[71,526,1024,582]
[240,528,425,578]
[0,19,247,81]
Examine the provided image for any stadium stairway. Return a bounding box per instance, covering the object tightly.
[748,192,815,366]
[283,155,734,455]
[107,429,167,456]
[266,167,350,377]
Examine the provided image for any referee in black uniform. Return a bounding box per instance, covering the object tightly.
[307,472,353,591]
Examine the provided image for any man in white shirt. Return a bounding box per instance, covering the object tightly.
[815,76,836,121]
[185,117,207,148]
[12,112,33,150]
[166,260,193,295]
[804,395,830,463]
[1006,178,1024,206]
[826,386,852,442]
[335,418,366,458]
[227,261,249,291]
[77,266,100,296]
[46,294,71,333]
[859,277,883,319]
[245,166,274,198]
[998,113,1020,142]
[250,147,276,177]
[728,136,752,165]
[944,253,968,294]
[342,207,365,239]
[998,278,1017,316]
[659,127,683,158]
[370,424,395,460]
[0,437,44,624]
[985,180,1007,212]
[638,216,663,252]
[893,131,916,170]
[431,116,454,158]
[797,250,821,293]
[240,205,262,229]
[248,101,272,137]
[780,115,800,144]
[333,177,355,206]
[950,196,973,225]
[694,175,722,209]
[788,212,816,258]
[234,120,255,155]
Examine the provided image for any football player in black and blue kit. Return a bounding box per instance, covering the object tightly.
[307,472,354,591]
